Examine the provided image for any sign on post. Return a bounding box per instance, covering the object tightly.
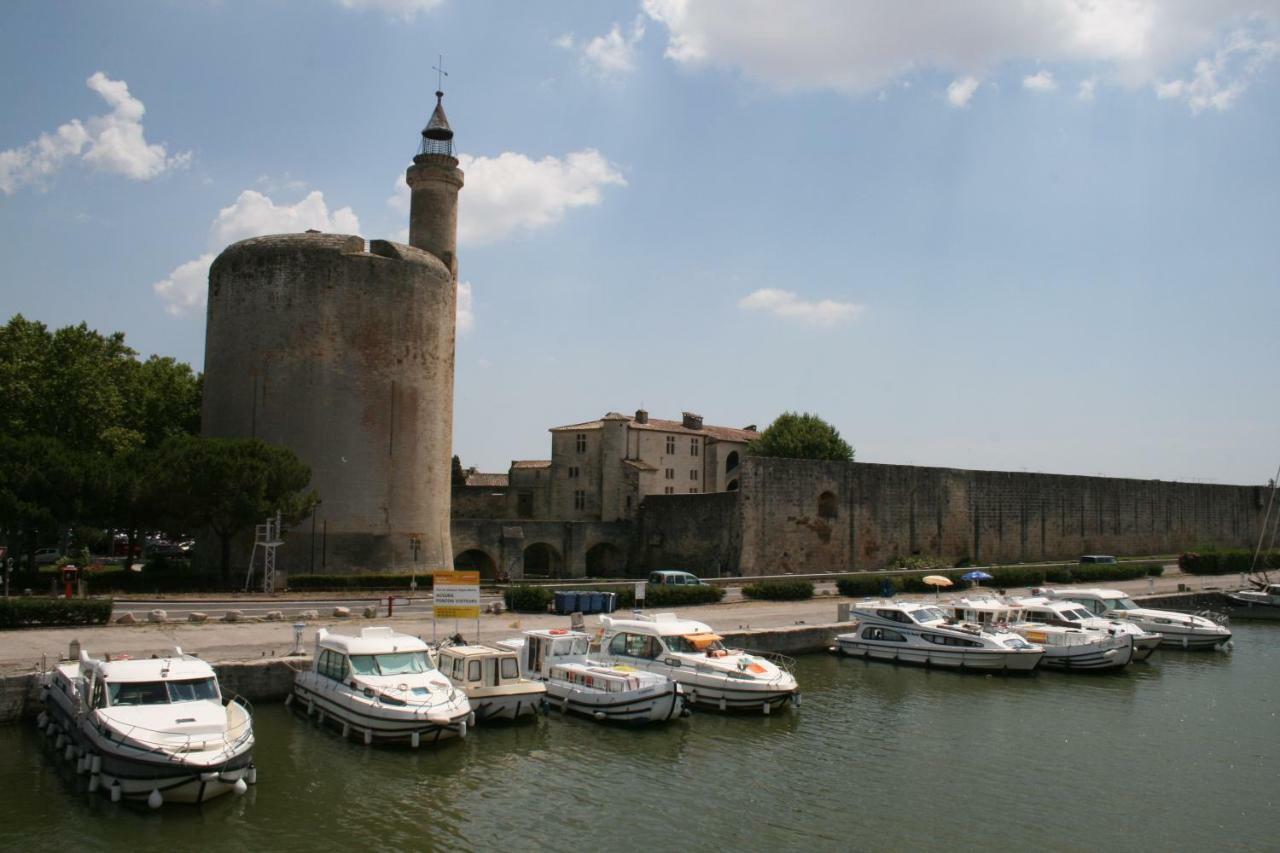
[433,571,480,620]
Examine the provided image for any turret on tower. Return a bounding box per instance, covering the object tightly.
[407,90,464,279]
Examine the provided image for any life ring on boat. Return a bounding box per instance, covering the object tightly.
[549,629,568,635]
[396,683,408,693]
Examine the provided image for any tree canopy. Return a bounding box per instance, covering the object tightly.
[747,412,854,462]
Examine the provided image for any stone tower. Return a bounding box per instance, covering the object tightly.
[200,92,464,576]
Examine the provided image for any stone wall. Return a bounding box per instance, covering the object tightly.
[451,485,507,520]
[634,492,742,577]
[451,519,632,579]
[738,458,1266,574]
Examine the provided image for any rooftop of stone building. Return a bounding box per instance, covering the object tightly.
[463,472,508,488]
[550,412,759,443]
[511,459,551,469]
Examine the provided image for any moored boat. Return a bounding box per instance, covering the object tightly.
[1014,596,1162,661]
[597,613,800,713]
[1042,588,1232,650]
[436,643,546,722]
[946,597,1134,671]
[291,627,472,746]
[834,600,1044,672]
[500,628,685,724]
[41,648,255,807]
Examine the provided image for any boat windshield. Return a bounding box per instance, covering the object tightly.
[108,677,219,706]
[912,607,947,624]
[348,652,434,676]
[1067,609,1092,621]
[665,634,725,653]
[1110,598,1139,610]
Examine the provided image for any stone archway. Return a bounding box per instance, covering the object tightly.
[454,548,498,579]
[523,542,564,578]
[585,542,626,578]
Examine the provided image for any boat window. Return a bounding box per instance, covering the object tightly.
[91,680,107,709]
[922,633,983,648]
[108,681,171,706]
[875,609,913,624]
[664,635,695,653]
[614,633,660,658]
[1113,598,1138,610]
[912,607,946,624]
[572,637,589,656]
[349,655,379,676]
[166,678,219,702]
[500,657,518,680]
[468,660,481,682]
[374,652,434,676]
[318,650,348,681]
[861,626,907,642]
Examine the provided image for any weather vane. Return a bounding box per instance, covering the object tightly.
[433,54,448,93]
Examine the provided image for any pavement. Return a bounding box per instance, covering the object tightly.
[0,569,1245,675]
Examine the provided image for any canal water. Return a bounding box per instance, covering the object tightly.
[2,624,1277,852]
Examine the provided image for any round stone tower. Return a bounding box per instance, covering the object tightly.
[201,93,464,575]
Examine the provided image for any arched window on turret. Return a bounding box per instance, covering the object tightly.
[726,451,740,473]
[818,491,837,519]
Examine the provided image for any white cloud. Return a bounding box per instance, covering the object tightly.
[581,18,647,75]
[553,33,576,50]
[1155,29,1278,113]
[334,0,442,19]
[642,1,1280,110]
[0,72,188,195]
[152,190,361,316]
[1078,76,1098,100]
[389,149,626,246]
[947,76,980,107]
[738,289,865,326]
[456,281,474,334]
[1023,70,1057,91]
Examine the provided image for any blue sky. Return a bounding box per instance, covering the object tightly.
[3,1,1278,484]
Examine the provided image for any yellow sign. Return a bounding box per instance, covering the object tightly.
[433,571,480,619]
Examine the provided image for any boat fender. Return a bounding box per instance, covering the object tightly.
[467,712,476,727]
[90,754,101,774]
[147,789,163,810]
[593,711,606,721]
[246,766,257,785]
[88,774,99,794]
[410,732,421,749]
[36,712,47,729]
[201,771,219,782]
[363,729,373,746]
[459,721,467,738]
[762,701,771,716]
[64,744,75,762]
[233,778,248,796]
[110,782,122,803]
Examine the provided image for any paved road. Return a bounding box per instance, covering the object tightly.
[114,595,503,619]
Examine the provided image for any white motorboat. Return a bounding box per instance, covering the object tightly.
[291,627,472,746]
[500,629,686,724]
[834,600,1044,672]
[1041,588,1232,650]
[435,643,546,722]
[598,613,800,713]
[41,648,255,807]
[946,597,1134,672]
[1014,596,1162,661]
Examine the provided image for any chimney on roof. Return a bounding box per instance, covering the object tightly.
[682,412,703,430]
[743,424,758,432]
[635,409,648,424]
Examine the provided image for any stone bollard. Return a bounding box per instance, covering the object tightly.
[223,610,245,623]
[188,612,208,623]
[298,609,320,620]
[115,612,137,625]
[265,610,285,621]
[332,606,351,618]
[148,609,167,623]
[362,606,378,618]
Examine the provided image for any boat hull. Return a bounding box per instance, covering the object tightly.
[1035,641,1133,671]
[468,692,543,723]
[1153,630,1232,650]
[543,680,684,724]
[834,637,1043,672]
[1131,635,1162,661]
[292,680,470,745]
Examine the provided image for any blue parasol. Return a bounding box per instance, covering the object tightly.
[961,570,994,584]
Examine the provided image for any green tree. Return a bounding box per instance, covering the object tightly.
[747,412,854,461]
[149,436,317,584]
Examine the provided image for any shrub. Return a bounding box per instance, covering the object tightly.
[504,585,552,613]
[1179,550,1276,576]
[742,580,814,601]
[289,573,434,591]
[0,598,113,630]
[886,555,950,571]
[836,575,896,598]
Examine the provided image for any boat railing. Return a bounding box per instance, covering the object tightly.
[94,696,254,763]
[741,650,797,676]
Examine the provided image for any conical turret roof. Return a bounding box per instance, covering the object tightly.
[423,91,453,141]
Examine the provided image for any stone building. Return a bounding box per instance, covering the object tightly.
[201,89,464,575]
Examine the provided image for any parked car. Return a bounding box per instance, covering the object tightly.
[1079,555,1117,565]
[648,570,707,586]
[33,547,61,566]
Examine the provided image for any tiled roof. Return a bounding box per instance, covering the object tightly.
[464,473,509,488]
[511,459,551,469]
[550,414,757,443]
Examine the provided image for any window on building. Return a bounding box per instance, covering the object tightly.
[727,479,739,491]
[690,469,698,481]
[666,436,675,454]
[664,486,674,495]
[567,466,579,479]
[573,490,586,510]
[690,438,699,456]
[726,451,740,473]
[517,491,534,518]
[576,433,586,453]
[818,491,838,519]
[689,488,698,494]
[665,468,675,480]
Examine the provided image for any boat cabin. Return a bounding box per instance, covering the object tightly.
[437,645,524,690]
[68,651,223,711]
[515,629,591,679]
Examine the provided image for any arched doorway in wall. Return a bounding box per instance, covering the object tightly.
[523,542,564,578]
[818,491,838,519]
[727,479,739,491]
[585,542,625,577]
[726,451,740,475]
[453,549,498,579]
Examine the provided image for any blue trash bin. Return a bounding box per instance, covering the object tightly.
[586,591,604,614]
[601,591,617,613]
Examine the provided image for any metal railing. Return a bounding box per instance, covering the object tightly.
[92,695,253,763]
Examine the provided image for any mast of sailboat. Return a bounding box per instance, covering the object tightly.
[1247,463,1280,588]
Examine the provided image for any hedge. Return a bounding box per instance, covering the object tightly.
[504,585,553,613]
[742,580,815,601]
[289,573,434,591]
[0,598,113,630]
[836,561,1164,598]
[1179,551,1280,576]
[87,567,223,594]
